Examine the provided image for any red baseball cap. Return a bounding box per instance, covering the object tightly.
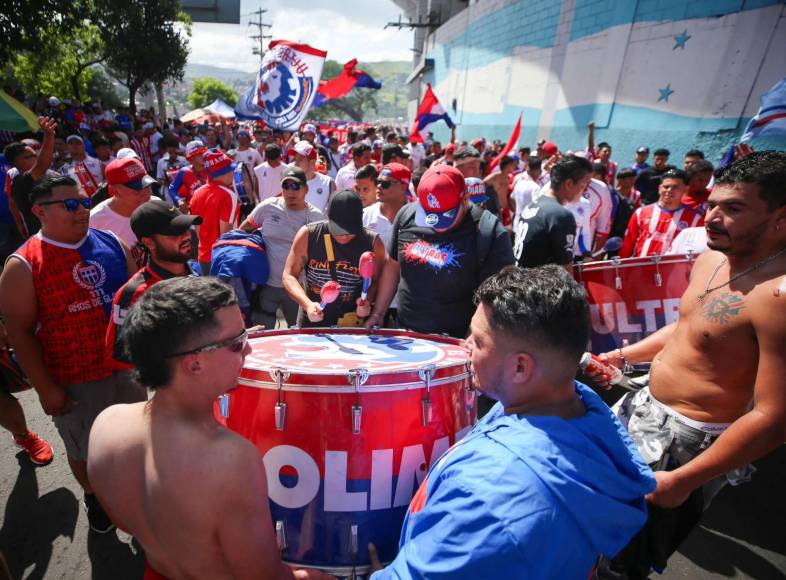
[105,157,156,190]
[379,163,411,187]
[203,148,236,178]
[415,165,466,229]
[444,143,456,154]
[541,141,558,157]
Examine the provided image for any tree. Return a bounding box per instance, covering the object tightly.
[188,78,238,109]
[12,23,105,101]
[0,0,90,68]
[93,0,191,115]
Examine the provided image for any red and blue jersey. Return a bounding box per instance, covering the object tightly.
[12,229,129,385]
[166,166,207,205]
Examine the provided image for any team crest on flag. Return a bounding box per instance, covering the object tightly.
[235,40,327,131]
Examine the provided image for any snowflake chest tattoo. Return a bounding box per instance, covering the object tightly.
[701,292,745,325]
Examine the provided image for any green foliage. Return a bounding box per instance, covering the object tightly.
[11,23,105,101]
[87,67,125,109]
[0,0,91,67]
[92,0,191,114]
[187,77,238,109]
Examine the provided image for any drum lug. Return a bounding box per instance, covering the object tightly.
[465,387,476,414]
[347,368,369,435]
[349,524,359,556]
[272,368,290,431]
[419,364,436,426]
[275,402,288,431]
[351,404,363,434]
[217,393,230,419]
[612,257,622,290]
[275,519,287,551]
[652,255,663,287]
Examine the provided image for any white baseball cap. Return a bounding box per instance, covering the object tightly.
[48,96,61,107]
[293,140,315,158]
[302,124,317,135]
[116,147,139,160]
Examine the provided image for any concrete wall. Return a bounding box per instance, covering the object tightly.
[414,0,786,164]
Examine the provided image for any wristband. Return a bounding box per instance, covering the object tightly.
[617,347,629,373]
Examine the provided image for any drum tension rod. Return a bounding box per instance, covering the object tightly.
[653,255,663,287]
[275,520,287,551]
[347,368,369,435]
[464,361,476,414]
[419,364,436,426]
[273,368,290,431]
[612,257,622,290]
[217,393,230,419]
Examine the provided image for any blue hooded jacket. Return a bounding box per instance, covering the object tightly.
[373,382,656,579]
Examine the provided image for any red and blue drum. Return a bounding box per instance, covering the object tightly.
[574,253,697,353]
[221,327,476,577]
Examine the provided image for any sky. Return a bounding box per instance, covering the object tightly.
[188,0,414,72]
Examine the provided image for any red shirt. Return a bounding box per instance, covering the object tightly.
[189,181,240,263]
[106,262,194,370]
[12,229,129,385]
[681,189,710,225]
[620,203,703,258]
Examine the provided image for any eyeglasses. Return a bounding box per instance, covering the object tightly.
[165,329,248,358]
[282,181,302,191]
[36,198,92,212]
[376,180,397,189]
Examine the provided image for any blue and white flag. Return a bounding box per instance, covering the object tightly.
[741,77,786,142]
[235,40,327,131]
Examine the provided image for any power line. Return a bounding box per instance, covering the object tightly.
[247,7,272,63]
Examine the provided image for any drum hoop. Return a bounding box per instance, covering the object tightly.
[248,326,466,347]
[575,253,695,273]
[237,371,472,393]
[281,561,387,576]
[240,358,469,379]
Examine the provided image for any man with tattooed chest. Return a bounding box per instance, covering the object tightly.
[593,151,786,579]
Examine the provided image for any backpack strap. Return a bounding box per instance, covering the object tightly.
[473,204,498,267]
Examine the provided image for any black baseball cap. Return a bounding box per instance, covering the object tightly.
[328,190,364,236]
[281,166,307,187]
[130,199,202,239]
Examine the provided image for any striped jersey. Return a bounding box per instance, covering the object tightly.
[620,203,702,258]
[11,229,128,385]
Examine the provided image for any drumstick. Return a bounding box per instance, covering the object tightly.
[357,251,376,306]
[319,280,341,310]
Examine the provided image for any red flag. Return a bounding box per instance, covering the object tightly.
[487,113,522,173]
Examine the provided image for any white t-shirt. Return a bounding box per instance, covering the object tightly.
[247,197,323,287]
[306,172,334,214]
[362,202,397,308]
[565,197,594,257]
[334,161,357,192]
[667,226,708,255]
[582,178,613,241]
[89,199,137,247]
[510,179,541,232]
[253,161,289,203]
[235,147,264,170]
[156,154,188,180]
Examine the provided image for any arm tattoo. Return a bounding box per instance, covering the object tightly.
[701,292,745,325]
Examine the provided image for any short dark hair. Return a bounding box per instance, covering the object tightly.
[653,148,670,157]
[381,144,404,165]
[592,161,607,175]
[355,163,378,181]
[661,168,688,184]
[550,155,592,191]
[684,149,704,159]
[474,265,590,362]
[597,141,611,151]
[714,151,786,210]
[686,159,714,180]
[3,142,28,165]
[519,147,531,155]
[617,167,636,179]
[265,144,281,160]
[92,137,110,148]
[499,155,517,171]
[527,157,542,171]
[352,143,370,158]
[30,175,78,205]
[120,277,238,389]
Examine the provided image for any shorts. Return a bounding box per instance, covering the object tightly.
[596,384,754,579]
[52,370,148,461]
[252,284,298,329]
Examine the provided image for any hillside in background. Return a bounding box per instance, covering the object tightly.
[165,61,410,122]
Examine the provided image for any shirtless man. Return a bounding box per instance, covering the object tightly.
[87,277,329,580]
[594,151,786,579]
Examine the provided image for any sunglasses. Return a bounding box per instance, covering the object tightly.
[37,197,93,212]
[282,181,302,191]
[165,329,248,358]
[376,180,397,189]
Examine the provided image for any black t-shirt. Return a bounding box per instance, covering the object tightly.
[11,172,41,236]
[389,203,514,338]
[512,196,575,268]
[635,165,675,204]
[299,220,377,327]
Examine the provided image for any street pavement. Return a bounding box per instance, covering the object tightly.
[1,388,785,580]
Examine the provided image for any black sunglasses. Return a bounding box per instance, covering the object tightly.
[376,179,397,189]
[165,329,248,358]
[282,181,302,191]
[37,197,92,212]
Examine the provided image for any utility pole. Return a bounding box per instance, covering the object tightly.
[248,7,272,64]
